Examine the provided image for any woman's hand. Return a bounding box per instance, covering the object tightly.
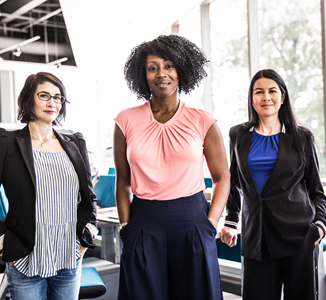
[80,245,88,258]
[220,226,238,247]
[315,227,324,245]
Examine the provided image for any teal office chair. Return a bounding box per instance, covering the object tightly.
[79,267,106,299]
[93,175,116,208]
[204,177,213,188]
[108,168,116,175]
[0,185,8,222]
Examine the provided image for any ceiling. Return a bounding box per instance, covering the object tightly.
[0,0,75,66]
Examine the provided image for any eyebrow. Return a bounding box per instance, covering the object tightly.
[39,91,61,94]
[254,87,278,91]
[147,59,172,65]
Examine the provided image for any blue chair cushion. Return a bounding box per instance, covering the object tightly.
[93,175,116,208]
[79,266,106,299]
[0,185,8,221]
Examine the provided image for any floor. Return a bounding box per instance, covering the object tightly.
[222,292,242,299]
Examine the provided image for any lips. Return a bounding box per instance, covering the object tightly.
[155,81,170,88]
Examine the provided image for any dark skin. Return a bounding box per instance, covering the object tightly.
[114,54,230,228]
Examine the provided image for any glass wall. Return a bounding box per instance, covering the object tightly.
[258,0,325,176]
[209,0,249,157]
[178,8,205,109]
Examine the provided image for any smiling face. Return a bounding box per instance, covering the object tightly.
[33,81,62,125]
[252,77,285,121]
[146,54,179,100]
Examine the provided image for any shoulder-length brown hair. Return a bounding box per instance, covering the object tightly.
[17,72,69,126]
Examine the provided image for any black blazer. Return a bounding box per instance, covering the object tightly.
[0,125,97,262]
[225,124,326,261]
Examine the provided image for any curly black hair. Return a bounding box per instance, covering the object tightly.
[124,35,209,100]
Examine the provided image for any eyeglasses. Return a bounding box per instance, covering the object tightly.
[36,92,65,104]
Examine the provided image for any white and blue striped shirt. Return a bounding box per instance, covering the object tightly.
[14,150,80,278]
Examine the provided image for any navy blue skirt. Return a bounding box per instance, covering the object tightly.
[118,191,223,300]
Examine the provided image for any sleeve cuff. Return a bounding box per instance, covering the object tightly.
[224,220,238,229]
[86,223,99,240]
[315,221,326,239]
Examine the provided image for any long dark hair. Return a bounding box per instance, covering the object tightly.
[244,69,313,168]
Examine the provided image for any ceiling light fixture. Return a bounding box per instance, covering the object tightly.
[47,57,68,68]
[0,35,41,55]
[12,47,22,57]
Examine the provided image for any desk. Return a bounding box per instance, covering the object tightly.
[96,206,241,264]
[97,207,120,263]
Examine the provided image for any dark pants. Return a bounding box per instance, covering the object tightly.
[118,191,223,300]
[243,244,319,300]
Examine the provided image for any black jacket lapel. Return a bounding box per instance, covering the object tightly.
[237,131,260,197]
[16,126,36,188]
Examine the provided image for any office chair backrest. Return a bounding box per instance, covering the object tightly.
[93,175,116,208]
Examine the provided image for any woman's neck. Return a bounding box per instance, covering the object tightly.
[255,117,282,136]
[150,95,180,124]
[28,122,54,141]
[150,94,179,113]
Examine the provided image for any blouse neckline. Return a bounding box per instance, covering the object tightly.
[33,149,65,153]
[147,101,184,126]
[253,128,281,137]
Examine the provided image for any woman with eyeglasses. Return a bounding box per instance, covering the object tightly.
[0,72,98,300]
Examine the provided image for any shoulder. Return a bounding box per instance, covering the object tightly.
[183,103,214,118]
[73,132,85,141]
[181,103,217,128]
[115,102,148,120]
[229,124,247,139]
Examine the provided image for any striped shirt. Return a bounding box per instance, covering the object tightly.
[14,150,80,277]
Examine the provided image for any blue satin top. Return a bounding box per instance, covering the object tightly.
[247,129,280,195]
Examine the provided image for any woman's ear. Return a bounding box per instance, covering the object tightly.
[281,93,286,104]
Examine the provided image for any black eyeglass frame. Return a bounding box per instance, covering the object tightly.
[36,92,66,104]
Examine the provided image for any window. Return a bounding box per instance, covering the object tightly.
[258,0,326,176]
[210,0,249,155]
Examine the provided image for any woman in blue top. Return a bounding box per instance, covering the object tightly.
[221,69,326,300]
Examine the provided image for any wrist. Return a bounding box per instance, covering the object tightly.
[118,222,128,233]
[315,221,326,239]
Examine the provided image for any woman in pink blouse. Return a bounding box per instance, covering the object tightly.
[114,35,230,300]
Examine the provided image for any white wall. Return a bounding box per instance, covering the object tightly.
[0,0,206,174]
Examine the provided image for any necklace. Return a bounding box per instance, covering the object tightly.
[30,135,54,147]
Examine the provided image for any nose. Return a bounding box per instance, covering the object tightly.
[263,91,271,102]
[156,68,167,78]
[46,97,56,107]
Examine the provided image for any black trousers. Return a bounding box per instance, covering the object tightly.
[118,192,223,300]
[243,244,319,300]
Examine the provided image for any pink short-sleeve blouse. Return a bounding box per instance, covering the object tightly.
[114,101,216,200]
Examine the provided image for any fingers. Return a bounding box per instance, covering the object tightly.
[220,227,238,247]
[80,245,88,258]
